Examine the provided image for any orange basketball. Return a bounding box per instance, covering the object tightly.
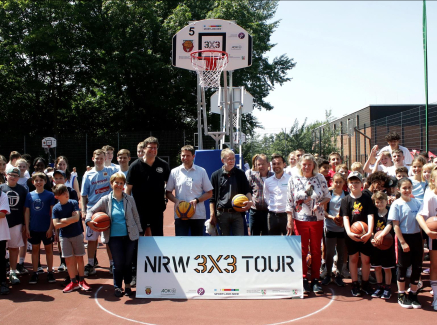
[426,216,437,231]
[92,212,111,231]
[176,201,195,220]
[232,194,248,212]
[350,221,368,236]
[372,231,393,250]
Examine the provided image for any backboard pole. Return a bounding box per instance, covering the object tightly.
[221,70,228,149]
[229,71,234,150]
[197,75,203,149]
[201,87,208,136]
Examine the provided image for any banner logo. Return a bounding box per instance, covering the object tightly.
[145,286,152,295]
[197,288,205,295]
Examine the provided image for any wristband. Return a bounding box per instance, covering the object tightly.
[195,198,200,204]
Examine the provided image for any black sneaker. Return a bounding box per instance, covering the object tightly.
[398,293,413,309]
[114,287,123,297]
[371,285,384,298]
[368,274,377,285]
[361,281,373,295]
[351,282,361,297]
[381,287,391,300]
[125,287,133,296]
[303,278,310,294]
[29,272,38,285]
[0,282,10,295]
[47,271,56,283]
[312,279,324,294]
[16,263,29,275]
[84,264,96,277]
[321,275,332,286]
[409,292,421,309]
[334,274,345,287]
[130,275,136,287]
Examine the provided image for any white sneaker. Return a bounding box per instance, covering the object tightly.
[9,271,20,285]
[423,268,430,274]
[433,296,437,311]
[341,265,351,279]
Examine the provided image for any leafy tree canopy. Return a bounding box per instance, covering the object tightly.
[0,0,296,137]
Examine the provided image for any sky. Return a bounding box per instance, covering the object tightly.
[252,1,437,134]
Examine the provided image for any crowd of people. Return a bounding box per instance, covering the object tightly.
[0,132,436,311]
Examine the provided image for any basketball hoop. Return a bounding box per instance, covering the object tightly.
[191,50,228,89]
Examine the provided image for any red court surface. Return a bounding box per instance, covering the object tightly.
[1,200,436,325]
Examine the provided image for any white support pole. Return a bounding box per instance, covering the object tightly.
[229,71,234,150]
[221,71,228,149]
[197,76,203,149]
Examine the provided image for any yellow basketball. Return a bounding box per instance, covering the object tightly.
[176,201,195,220]
[232,194,249,212]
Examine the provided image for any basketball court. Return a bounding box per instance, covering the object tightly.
[1,199,436,325]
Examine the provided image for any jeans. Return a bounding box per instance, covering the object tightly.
[217,211,244,236]
[108,236,137,289]
[175,219,205,236]
[267,212,287,235]
[294,219,324,280]
[249,209,268,236]
[325,234,345,276]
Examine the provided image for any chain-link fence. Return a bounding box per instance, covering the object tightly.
[1,130,194,182]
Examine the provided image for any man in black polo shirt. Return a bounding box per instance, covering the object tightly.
[210,149,252,236]
[126,137,170,236]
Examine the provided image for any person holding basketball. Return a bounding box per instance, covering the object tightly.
[340,171,375,297]
[388,177,423,309]
[210,148,252,236]
[370,191,395,300]
[86,172,142,297]
[286,154,331,295]
[416,167,437,311]
[166,145,213,236]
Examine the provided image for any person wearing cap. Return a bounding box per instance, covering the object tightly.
[286,153,331,295]
[339,171,376,297]
[0,166,28,285]
[385,176,398,206]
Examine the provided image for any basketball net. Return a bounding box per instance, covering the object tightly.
[191,50,228,89]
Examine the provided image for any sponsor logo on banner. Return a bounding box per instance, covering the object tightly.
[214,288,240,296]
[145,286,152,295]
[197,288,205,295]
[292,289,298,295]
[182,40,194,52]
[238,32,245,39]
[204,25,222,30]
[161,288,176,295]
[242,56,246,60]
[95,186,110,195]
[156,167,163,173]
[231,45,242,50]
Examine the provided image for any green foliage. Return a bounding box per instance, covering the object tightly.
[0,0,295,138]
[241,110,339,166]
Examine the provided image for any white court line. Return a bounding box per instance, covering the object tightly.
[94,286,335,325]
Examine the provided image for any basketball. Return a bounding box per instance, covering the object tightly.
[372,231,393,250]
[426,216,437,231]
[92,212,111,231]
[350,221,368,236]
[232,194,249,212]
[176,201,195,220]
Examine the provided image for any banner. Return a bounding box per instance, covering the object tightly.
[136,236,303,299]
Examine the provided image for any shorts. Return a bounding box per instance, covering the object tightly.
[60,234,86,258]
[7,224,24,248]
[345,233,373,256]
[28,230,54,246]
[325,230,345,239]
[371,244,396,269]
[428,236,437,251]
[86,225,101,241]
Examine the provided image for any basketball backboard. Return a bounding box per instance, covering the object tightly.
[210,87,254,114]
[172,19,252,71]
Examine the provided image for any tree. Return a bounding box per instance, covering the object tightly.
[241,110,339,167]
[0,0,296,138]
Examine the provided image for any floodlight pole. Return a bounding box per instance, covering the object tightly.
[196,75,203,150]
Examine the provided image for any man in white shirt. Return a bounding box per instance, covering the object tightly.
[166,145,213,236]
[264,154,291,235]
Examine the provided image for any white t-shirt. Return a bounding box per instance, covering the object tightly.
[383,165,410,177]
[0,192,11,241]
[418,189,437,221]
[285,166,299,177]
[378,145,412,165]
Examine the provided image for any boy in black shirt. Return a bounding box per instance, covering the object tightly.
[340,171,375,297]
